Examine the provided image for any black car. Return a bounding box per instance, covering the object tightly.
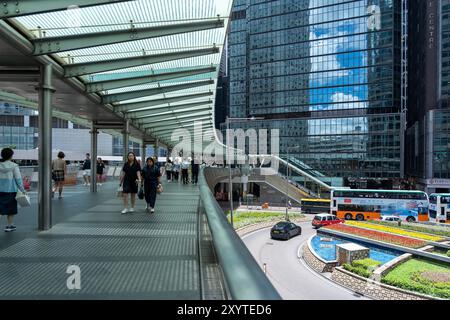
[270,221,302,240]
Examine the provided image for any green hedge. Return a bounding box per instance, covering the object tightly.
[343,258,381,278]
[447,250,450,257]
[381,258,450,299]
[226,211,304,229]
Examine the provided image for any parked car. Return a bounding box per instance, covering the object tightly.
[312,214,344,229]
[380,215,401,222]
[270,221,302,240]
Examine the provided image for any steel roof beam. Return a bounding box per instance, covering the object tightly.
[147,122,213,134]
[32,19,225,55]
[86,66,216,93]
[145,120,212,132]
[0,0,132,18]
[142,117,212,132]
[140,112,212,126]
[157,128,214,138]
[142,120,212,134]
[132,103,211,121]
[102,79,214,104]
[65,47,219,77]
[126,100,212,119]
[114,91,213,113]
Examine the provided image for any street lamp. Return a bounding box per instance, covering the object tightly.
[226,116,264,228]
[285,145,301,222]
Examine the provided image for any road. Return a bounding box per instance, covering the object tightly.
[242,221,369,300]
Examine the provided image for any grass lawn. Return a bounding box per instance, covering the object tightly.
[382,258,450,299]
[226,211,304,229]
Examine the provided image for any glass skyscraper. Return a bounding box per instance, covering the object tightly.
[406,0,450,193]
[226,0,402,184]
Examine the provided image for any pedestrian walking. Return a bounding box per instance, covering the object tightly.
[165,158,173,182]
[141,157,161,214]
[119,152,142,214]
[172,157,180,182]
[96,157,105,186]
[52,151,67,199]
[191,157,199,185]
[82,153,91,186]
[0,148,27,232]
[181,158,189,184]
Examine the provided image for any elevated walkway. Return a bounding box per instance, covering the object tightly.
[0,181,222,299]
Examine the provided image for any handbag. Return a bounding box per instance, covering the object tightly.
[138,186,144,200]
[157,183,163,194]
[16,190,31,207]
[116,185,123,198]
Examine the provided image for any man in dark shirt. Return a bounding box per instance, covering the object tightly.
[82,153,91,186]
[191,157,200,185]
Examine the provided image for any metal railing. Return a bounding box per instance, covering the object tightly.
[198,167,281,300]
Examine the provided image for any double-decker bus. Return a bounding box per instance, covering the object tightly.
[331,189,429,222]
[300,198,331,214]
[429,194,450,223]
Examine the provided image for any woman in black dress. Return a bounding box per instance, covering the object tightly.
[96,157,105,186]
[141,157,161,214]
[119,152,141,214]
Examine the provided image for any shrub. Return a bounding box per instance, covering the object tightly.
[447,250,450,257]
[343,258,381,278]
[382,258,450,299]
[352,258,381,271]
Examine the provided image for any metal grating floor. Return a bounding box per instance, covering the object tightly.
[0,182,206,299]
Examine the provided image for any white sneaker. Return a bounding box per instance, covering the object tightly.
[129,208,134,213]
[121,208,128,214]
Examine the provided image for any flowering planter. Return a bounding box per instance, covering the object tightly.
[323,224,427,249]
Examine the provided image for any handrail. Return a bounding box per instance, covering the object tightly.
[199,167,281,300]
[251,154,333,190]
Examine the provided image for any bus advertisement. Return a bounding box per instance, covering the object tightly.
[429,194,450,223]
[331,189,429,222]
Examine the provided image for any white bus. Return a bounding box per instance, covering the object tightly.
[429,194,450,224]
[331,189,429,222]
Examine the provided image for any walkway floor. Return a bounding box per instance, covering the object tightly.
[0,180,204,299]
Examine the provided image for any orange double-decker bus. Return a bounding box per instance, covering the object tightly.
[330,189,429,222]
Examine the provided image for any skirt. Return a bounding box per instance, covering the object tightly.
[123,179,138,194]
[52,170,65,182]
[0,192,18,215]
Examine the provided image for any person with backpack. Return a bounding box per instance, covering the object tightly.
[141,157,161,214]
[0,148,27,232]
[52,151,67,199]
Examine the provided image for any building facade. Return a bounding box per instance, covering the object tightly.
[225,0,402,184]
[406,0,450,193]
[0,102,153,158]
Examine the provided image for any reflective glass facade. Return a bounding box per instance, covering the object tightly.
[406,0,450,191]
[227,0,402,178]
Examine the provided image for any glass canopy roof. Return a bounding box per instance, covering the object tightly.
[10,0,232,146]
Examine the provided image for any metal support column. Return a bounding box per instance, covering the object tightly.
[37,64,54,231]
[154,139,160,158]
[90,124,99,193]
[141,140,147,163]
[123,119,130,162]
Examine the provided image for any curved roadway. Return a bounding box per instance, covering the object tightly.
[242,221,369,300]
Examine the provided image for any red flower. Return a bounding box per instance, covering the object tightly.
[323,224,426,249]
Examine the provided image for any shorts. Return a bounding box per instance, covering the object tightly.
[83,170,90,176]
[52,170,65,182]
[0,192,18,215]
